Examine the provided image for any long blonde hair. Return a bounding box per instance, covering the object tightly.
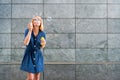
[32,16,44,31]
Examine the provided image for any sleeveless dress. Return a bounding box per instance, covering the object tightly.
[20,29,46,73]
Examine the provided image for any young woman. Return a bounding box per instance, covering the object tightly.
[20,16,46,80]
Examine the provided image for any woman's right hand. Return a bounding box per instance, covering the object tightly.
[28,22,33,31]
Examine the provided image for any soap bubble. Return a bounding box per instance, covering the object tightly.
[32,12,42,18]
[47,16,52,21]
[32,15,35,18]
[35,13,38,16]
[38,13,42,16]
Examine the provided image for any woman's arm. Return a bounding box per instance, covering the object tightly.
[23,22,33,45]
[23,30,32,45]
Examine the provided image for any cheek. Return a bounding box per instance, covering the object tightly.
[37,21,41,26]
[37,21,41,25]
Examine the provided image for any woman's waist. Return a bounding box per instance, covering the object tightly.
[26,45,41,50]
[25,47,42,52]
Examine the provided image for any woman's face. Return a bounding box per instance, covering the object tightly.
[33,17,41,27]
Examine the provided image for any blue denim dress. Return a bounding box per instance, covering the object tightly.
[20,29,46,73]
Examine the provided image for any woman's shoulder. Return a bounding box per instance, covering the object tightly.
[40,31,46,35]
[25,28,29,32]
[24,28,29,33]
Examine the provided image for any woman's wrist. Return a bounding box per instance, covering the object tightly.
[28,30,32,33]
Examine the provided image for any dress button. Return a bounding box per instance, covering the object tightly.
[33,58,35,60]
[33,65,36,67]
[35,39,36,40]
[34,51,36,54]
[34,45,36,48]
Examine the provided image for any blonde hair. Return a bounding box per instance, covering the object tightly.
[32,16,44,31]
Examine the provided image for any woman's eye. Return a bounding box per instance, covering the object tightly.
[34,19,40,21]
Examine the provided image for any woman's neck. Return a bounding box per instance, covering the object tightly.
[33,26,39,32]
[33,26,39,36]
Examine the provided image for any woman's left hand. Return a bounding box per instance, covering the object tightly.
[41,38,46,48]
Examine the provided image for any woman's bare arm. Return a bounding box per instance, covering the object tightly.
[23,30,32,45]
[24,22,33,45]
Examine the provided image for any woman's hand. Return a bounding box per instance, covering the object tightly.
[23,22,33,45]
[40,37,46,48]
[28,22,33,32]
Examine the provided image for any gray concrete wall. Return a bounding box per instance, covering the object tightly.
[0,0,120,80]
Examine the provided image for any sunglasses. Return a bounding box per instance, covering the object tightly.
[33,19,40,21]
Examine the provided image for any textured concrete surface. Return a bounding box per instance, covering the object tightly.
[0,0,120,80]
